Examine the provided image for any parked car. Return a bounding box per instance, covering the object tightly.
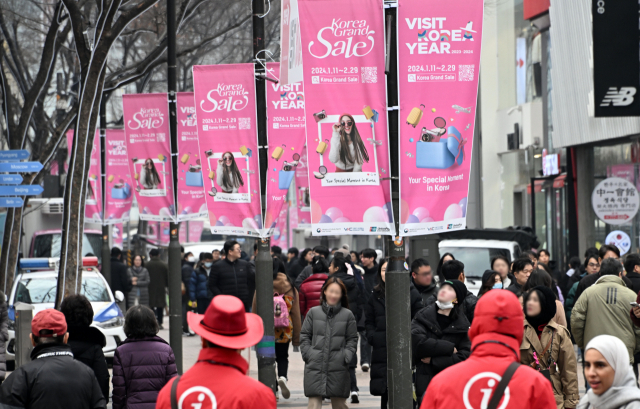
[6,257,126,366]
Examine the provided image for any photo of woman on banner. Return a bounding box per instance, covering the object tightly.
[140,158,162,189]
[329,113,369,172]
[216,151,244,193]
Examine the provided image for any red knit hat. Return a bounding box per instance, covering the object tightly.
[468,290,524,345]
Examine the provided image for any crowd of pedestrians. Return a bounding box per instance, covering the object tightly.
[4,240,640,409]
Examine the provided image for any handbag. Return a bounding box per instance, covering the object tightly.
[170,375,181,409]
[487,362,520,409]
[532,329,555,381]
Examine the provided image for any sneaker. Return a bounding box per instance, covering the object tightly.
[278,377,290,399]
[361,363,370,372]
[351,391,359,404]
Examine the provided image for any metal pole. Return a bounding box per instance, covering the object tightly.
[385,6,413,409]
[256,238,276,392]
[167,0,183,374]
[15,304,33,368]
[99,97,111,285]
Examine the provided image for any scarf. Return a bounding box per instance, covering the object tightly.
[524,286,556,330]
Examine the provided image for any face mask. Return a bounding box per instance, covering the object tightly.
[204,262,213,268]
[188,256,196,263]
[435,300,454,310]
[492,283,503,290]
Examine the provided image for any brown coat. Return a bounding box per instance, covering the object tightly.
[520,319,579,409]
[252,273,302,346]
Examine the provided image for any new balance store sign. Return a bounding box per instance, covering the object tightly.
[593,0,640,117]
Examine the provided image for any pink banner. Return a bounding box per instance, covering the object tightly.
[67,130,102,223]
[122,93,176,222]
[178,220,205,242]
[159,222,170,246]
[192,64,262,237]
[295,146,311,226]
[177,92,208,221]
[299,0,394,236]
[146,222,159,244]
[104,129,133,224]
[398,0,483,236]
[264,62,306,236]
[272,203,289,248]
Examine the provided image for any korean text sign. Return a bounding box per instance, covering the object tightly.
[298,0,395,236]
[192,64,262,236]
[176,92,208,221]
[104,129,134,224]
[264,62,306,236]
[398,0,483,236]
[122,93,176,222]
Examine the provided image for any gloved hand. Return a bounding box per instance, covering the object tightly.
[188,300,197,308]
[293,346,300,352]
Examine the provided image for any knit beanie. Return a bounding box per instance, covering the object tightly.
[442,280,467,304]
[524,285,557,330]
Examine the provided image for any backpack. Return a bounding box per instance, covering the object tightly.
[273,293,291,328]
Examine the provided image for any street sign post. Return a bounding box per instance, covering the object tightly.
[0,162,43,172]
[0,175,23,185]
[0,198,24,207]
[0,185,44,196]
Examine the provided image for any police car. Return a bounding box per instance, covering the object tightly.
[6,257,126,364]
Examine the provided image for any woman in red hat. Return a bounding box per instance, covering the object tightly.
[300,276,358,409]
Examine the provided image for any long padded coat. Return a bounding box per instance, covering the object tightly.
[299,302,358,398]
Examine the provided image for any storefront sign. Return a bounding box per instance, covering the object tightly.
[192,64,262,237]
[298,0,395,236]
[397,0,483,236]
[176,92,208,221]
[104,129,134,224]
[296,146,311,227]
[264,63,306,236]
[542,150,560,176]
[592,177,640,225]
[593,0,640,117]
[279,0,303,85]
[122,93,176,221]
[605,230,631,256]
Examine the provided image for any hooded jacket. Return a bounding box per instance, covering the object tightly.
[362,263,378,299]
[420,290,556,409]
[571,275,640,362]
[520,320,579,409]
[423,282,477,324]
[300,302,358,398]
[251,272,302,346]
[412,304,471,399]
[0,343,106,409]
[156,347,276,409]
[68,325,110,403]
[207,258,256,312]
[575,272,633,304]
[299,273,328,317]
[112,336,177,409]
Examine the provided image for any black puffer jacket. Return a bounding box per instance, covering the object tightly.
[0,343,106,409]
[68,326,110,403]
[110,258,132,297]
[411,278,438,306]
[365,286,423,396]
[411,304,471,399]
[424,285,478,323]
[362,263,378,300]
[207,258,256,312]
[300,302,358,398]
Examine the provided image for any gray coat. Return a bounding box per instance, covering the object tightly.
[300,302,358,398]
[127,267,150,308]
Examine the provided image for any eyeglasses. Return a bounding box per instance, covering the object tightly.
[588,263,600,268]
[223,156,232,161]
[341,121,353,127]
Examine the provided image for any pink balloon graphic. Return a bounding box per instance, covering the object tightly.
[325,207,343,221]
[319,214,333,223]
[224,222,234,227]
[334,217,351,223]
[401,199,410,224]
[310,199,322,223]
[218,215,230,225]
[443,204,463,220]
[412,207,430,220]
[421,217,434,223]
[363,206,389,223]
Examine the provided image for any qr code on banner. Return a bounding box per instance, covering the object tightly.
[458,65,475,81]
[239,118,251,130]
[156,133,166,142]
[361,67,377,83]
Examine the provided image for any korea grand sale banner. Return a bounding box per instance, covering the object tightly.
[192,64,262,237]
[264,62,306,236]
[104,129,133,224]
[298,0,395,236]
[122,93,177,222]
[176,92,208,221]
[66,130,102,224]
[295,146,311,227]
[397,0,483,236]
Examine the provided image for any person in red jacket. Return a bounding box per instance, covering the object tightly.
[156,295,276,409]
[299,256,330,317]
[420,290,556,409]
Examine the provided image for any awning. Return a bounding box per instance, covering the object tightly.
[553,174,566,189]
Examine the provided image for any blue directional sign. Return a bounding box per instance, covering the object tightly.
[0,162,42,172]
[0,150,29,161]
[0,175,23,185]
[0,185,43,196]
[0,197,24,207]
